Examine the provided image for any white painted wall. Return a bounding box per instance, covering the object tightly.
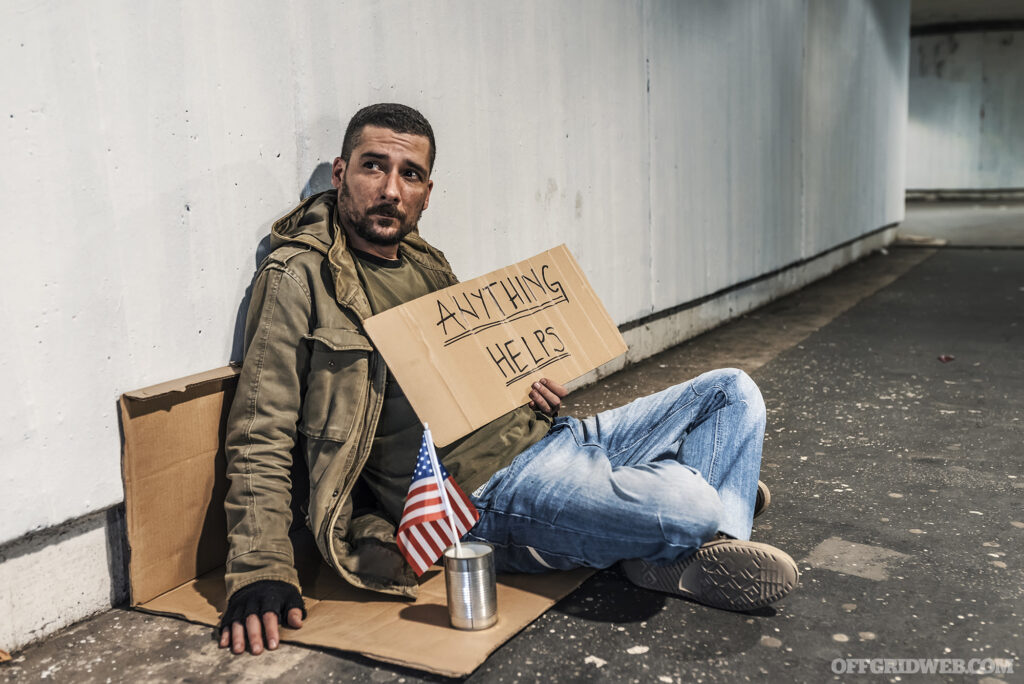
[908,31,1024,189]
[0,0,907,649]
[648,0,907,308]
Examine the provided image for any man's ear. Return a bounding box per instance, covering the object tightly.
[331,157,346,189]
[423,179,434,211]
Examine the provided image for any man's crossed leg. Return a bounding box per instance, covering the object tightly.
[465,368,799,611]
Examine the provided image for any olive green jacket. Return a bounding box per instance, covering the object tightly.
[223,189,458,601]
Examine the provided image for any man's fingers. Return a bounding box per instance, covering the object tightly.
[539,378,569,398]
[245,613,265,655]
[529,385,552,413]
[262,612,281,650]
[231,621,246,655]
[531,380,567,415]
[223,610,299,655]
[536,384,561,407]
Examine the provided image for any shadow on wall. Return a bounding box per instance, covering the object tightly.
[302,162,334,201]
[229,162,335,362]
[105,505,129,606]
[865,0,909,82]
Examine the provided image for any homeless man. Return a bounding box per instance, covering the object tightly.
[219,103,799,655]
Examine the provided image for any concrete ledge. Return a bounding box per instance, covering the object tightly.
[907,189,1024,202]
[0,507,127,652]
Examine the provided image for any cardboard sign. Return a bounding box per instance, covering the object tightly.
[363,245,627,446]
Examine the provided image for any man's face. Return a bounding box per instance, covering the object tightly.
[332,125,433,248]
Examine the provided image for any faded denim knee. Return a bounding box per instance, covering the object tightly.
[653,470,723,553]
[706,368,766,423]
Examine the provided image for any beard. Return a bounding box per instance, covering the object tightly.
[338,173,420,246]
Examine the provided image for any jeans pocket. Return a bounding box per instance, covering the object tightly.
[471,467,506,504]
[524,545,557,570]
[551,415,587,446]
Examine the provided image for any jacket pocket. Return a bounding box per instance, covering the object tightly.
[298,327,373,443]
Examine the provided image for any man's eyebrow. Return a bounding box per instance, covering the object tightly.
[358,151,388,162]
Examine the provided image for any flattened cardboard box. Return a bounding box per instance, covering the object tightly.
[120,366,591,677]
[364,244,628,446]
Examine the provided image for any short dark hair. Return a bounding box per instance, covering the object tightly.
[340,103,436,173]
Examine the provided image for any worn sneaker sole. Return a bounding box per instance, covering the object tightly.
[621,539,799,612]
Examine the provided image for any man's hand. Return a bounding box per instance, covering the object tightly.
[218,580,305,655]
[529,378,569,417]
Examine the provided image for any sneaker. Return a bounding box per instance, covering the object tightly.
[754,480,771,519]
[621,539,799,611]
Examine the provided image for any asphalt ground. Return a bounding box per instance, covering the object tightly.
[3,205,1022,683]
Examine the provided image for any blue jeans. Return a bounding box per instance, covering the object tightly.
[464,368,765,573]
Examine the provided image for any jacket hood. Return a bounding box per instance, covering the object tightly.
[270,189,338,254]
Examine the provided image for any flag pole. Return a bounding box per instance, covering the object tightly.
[423,423,463,557]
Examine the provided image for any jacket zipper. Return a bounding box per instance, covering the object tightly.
[322,349,387,573]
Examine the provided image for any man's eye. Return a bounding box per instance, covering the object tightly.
[364,160,383,171]
[403,170,421,180]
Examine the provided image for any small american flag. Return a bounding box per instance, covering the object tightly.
[396,430,480,576]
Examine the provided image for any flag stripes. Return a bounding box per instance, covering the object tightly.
[395,431,480,576]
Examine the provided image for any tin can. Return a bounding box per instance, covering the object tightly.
[443,542,497,630]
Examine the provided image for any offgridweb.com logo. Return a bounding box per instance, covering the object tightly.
[831,658,1015,676]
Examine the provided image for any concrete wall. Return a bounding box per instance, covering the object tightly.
[0,0,908,650]
[908,31,1024,189]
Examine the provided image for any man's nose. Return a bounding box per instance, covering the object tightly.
[380,170,401,203]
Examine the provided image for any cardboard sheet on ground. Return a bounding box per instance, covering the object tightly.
[120,367,592,677]
[363,244,627,446]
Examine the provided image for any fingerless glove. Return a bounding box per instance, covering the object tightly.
[219,580,306,629]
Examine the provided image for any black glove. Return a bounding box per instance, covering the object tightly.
[219,580,306,630]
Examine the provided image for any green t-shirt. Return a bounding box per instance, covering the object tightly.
[352,248,551,524]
